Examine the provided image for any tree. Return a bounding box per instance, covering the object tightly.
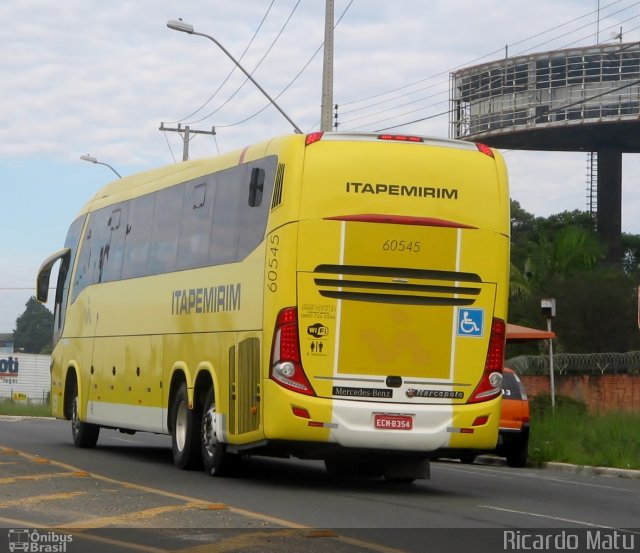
[508,203,640,353]
[524,225,605,288]
[13,297,53,354]
[547,268,640,353]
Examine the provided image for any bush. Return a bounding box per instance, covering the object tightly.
[528,396,640,469]
[0,399,51,417]
[530,394,587,418]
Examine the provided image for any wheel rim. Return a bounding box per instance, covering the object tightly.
[175,402,188,451]
[202,404,217,459]
[71,396,80,437]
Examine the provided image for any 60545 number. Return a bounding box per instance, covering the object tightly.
[382,240,421,253]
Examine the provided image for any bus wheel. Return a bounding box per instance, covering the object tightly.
[171,383,202,470]
[70,382,99,448]
[506,443,528,468]
[201,388,231,476]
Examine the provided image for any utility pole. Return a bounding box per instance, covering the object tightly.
[159,123,216,161]
[320,0,334,132]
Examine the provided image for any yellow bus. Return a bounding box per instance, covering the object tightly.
[37,132,509,482]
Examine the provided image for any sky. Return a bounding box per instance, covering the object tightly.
[2,0,640,333]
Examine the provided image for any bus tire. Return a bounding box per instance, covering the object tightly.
[171,383,202,470]
[69,381,100,448]
[459,454,476,464]
[201,388,231,476]
[506,443,528,468]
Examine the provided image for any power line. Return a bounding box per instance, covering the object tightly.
[373,48,640,133]
[186,0,303,126]
[0,288,37,291]
[165,1,276,124]
[511,2,640,56]
[162,129,177,163]
[339,0,638,115]
[341,2,640,133]
[212,0,355,130]
[342,0,634,109]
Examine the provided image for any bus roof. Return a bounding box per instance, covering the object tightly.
[79,132,493,216]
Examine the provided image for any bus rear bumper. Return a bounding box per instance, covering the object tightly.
[330,396,499,451]
[262,382,500,453]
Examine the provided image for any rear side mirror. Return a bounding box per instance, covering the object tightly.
[36,248,70,303]
[248,167,265,207]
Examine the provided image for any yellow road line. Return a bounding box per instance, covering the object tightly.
[172,529,410,553]
[0,491,86,509]
[173,529,324,553]
[64,501,214,528]
[0,445,410,553]
[0,472,79,484]
[1,446,306,528]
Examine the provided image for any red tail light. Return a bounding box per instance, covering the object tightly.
[475,143,495,158]
[305,132,324,146]
[378,134,424,143]
[468,318,505,403]
[270,307,315,396]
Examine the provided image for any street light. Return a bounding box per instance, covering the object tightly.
[80,155,122,179]
[167,19,302,134]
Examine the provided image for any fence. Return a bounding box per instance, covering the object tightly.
[507,352,640,412]
[506,351,640,375]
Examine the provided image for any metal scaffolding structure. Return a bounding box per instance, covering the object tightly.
[449,42,640,262]
[450,42,640,151]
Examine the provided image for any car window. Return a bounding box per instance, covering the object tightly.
[502,370,526,400]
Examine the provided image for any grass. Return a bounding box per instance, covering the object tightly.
[528,395,640,470]
[0,399,51,417]
[2,395,640,471]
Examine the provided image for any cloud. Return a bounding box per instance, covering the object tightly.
[1,0,640,332]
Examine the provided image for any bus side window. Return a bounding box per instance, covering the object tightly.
[209,169,242,265]
[101,206,128,283]
[148,185,183,275]
[73,209,110,298]
[177,179,215,270]
[121,195,155,279]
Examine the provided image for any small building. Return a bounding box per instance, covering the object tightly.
[0,333,14,354]
[0,353,51,403]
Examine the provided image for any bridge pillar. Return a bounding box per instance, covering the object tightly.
[596,149,622,263]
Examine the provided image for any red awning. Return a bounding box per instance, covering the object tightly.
[506,323,555,341]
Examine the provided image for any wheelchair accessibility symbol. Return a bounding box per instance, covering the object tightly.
[457,308,484,337]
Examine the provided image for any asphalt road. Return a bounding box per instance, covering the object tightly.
[0,416,638,553]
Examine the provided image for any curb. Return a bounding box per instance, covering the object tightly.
[476,455,640,479]
[542,461,640,479]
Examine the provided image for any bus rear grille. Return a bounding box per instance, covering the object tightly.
[228,345,236,434]
[271,163,285,209]
[313,264,481,306]
[228,338,261,435]
[237,337,261,434]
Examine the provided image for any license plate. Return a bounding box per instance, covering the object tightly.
[374,414,413,430]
